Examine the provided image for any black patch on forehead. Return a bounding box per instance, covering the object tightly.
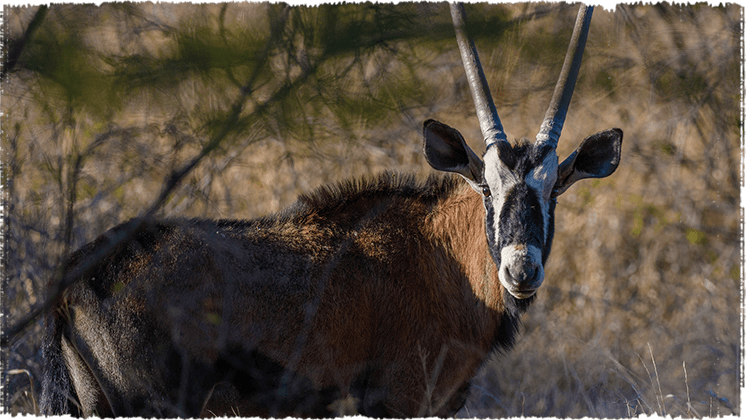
[493,141,516,170]
[494,140,555,177]
[530,144,555,165]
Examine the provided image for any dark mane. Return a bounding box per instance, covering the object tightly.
[282,171,465,222]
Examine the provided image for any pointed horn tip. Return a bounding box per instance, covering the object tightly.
[535,4,594,149]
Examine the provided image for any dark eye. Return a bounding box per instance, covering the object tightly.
[481,186,491,197]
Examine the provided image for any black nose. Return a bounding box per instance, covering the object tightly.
[507,260,540,288]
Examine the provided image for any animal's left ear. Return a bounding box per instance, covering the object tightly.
[552,128,623,197]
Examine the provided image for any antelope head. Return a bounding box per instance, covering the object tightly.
[424,4,622,301]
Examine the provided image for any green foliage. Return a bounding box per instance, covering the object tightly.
[10,3,476,152]
[685,228,707,246]
[654,67,709,103]
[653,139,676,156]
[17,8,117,120]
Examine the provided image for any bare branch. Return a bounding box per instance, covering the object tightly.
[2,5,48,81]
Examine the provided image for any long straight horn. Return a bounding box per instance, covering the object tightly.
[450,2,509,149]
[535,4,593,148]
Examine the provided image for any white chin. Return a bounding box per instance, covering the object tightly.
[508,289,537,299]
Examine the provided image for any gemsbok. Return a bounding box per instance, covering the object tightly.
[41,3,622,418]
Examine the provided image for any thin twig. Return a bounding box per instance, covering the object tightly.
[647,343,665,416]
[636,351,660,415]
[8,369,38,415]
[684,361,691,416]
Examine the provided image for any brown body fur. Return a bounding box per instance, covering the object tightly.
[42,173,521,417]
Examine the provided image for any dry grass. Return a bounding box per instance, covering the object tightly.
[2,2,740,417]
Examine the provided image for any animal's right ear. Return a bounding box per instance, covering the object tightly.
[423,119,484,187]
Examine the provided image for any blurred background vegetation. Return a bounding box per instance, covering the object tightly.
[2,2,741,417]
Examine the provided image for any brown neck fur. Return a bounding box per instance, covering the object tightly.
[428,180,506,316]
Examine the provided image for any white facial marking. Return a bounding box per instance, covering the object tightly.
[482,147,518,240]
[499,244,545,299]
[525,152,558,244]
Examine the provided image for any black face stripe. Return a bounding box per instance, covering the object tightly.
[483,196,499,264]
[497,183,545,249]
[542,198,557,264]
